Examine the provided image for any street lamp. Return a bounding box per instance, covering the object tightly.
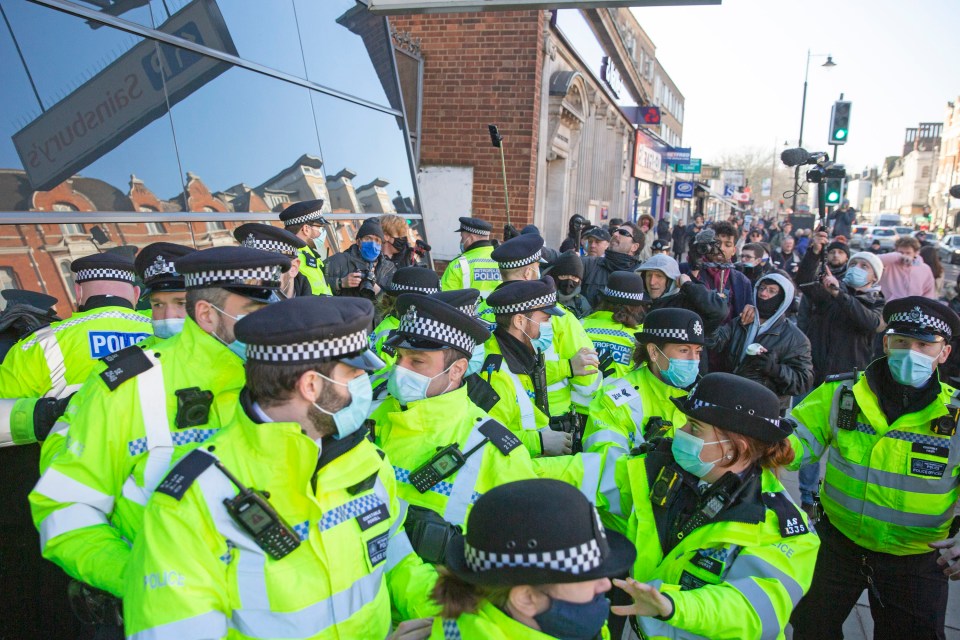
[791,50,837,212]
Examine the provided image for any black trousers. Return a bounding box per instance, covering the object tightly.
[791,516,948,640]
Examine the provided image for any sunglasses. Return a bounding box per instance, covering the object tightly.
[614,228,634,239]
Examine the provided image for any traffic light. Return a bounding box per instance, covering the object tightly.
[829,101,851,145]
[824,177,844,204]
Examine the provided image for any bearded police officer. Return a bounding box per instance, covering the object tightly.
[279,199,333,295]
[441,217,501,297]
[30,247,289,626]
[235,223,313,298]
[124,295,436,639]
[790,296,960,640]
[134,242,195,345]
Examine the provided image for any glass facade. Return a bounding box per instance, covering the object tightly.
[0,0,422,314]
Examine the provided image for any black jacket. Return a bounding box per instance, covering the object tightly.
[323,244,396,298]
[797,282,884,385]
[646,281,729,337]
[580,250,641,307]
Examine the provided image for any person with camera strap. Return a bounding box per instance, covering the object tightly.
[123,295,438,640]
[605,373,820,640]
[324,217,396,300]
[29,247,290,635]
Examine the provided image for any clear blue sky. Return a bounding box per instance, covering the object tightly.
[631,0,960,172]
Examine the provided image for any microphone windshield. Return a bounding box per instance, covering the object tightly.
[949,184,960,199]
[781,147,809,167]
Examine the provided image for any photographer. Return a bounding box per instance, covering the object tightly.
[324,218,396,301]
[580,222,645,307]
[681,223,753,322]
[558,214,589,254]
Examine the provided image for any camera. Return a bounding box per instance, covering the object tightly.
[688,228,723,270]
[175,387,213,428]
[357,262,378,300]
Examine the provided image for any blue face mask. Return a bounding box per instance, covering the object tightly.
[459,241,465,253]
[887,347,940,388]
[387,363,452,405]
[522,316,554,354]
[655,346,699,389]
[843,266,870,289]
[360,240,381,262]
[210,304,248,362]
[533,593,610,640]
[465,343,486,376]
[671,428,730,478]
[313,372,373,439]
[151,317,185,340]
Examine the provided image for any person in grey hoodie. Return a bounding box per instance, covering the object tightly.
[711,272,814,413]
[636,254,728,336]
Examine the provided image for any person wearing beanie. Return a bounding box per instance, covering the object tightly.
[324,217,396,300]
[795,231,851,286]
[711,272,813,413]
[582,271,646,380]
[606,373,819,640]
[544,250,592,319]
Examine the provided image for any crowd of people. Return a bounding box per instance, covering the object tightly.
[0,196,958,640]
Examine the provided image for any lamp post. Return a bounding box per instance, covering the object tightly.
[791,50,837,212]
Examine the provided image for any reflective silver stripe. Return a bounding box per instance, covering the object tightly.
[34,327,69,397]
[726,553,804,607]
[20,311,150,350]
[231,566,386,638]
[458,257,470,289]
[792,420,827,465]
[599,447,626,516]
[49,420,69,438]
[39,503,109,549]
[726,578,779,640]
[546,378,570,393]
[506,369,537,431]
[443,425,488,526]
[726,554,802,640]
[823,483,955,528]
[137,354,174,494]
[578,452,601,504]
[583,429,629,453]
[385,531,415,572]
[571,374,601,406]
[0,398,17,446]
[34,468,115,514]
[543,341,560,363]
[828,447,958,495]
[122,475,149,506]
[128,610,228,640]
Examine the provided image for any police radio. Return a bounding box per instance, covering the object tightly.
[214,460,300,560]
[836,385,859,431]
[409,436,492,493]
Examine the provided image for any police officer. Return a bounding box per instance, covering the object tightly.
[30,247,290,619]
[235,222,312,298]
[370,266,442,372]
[279,198,333,295]
[582,271,646,380]
[134,241,195,344]
[371,294,601,564]
[123,295,437,639]
[790,296,960,640]
[0,251,152,448]
[607,373,820,639]
[485,234,600,420]
[479,278,574,458]
[430,479,636,639]
[440,216,501,297]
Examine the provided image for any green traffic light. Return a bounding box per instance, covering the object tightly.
[827,192,840,203]
[834,129,847,140]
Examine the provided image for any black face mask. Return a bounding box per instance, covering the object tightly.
[391,237,408,250]
[756,292,784,319]
[556,279,581,296]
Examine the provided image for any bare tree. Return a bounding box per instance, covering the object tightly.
[711,145,797,213]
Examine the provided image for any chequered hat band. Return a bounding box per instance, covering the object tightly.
[490,291,557,316]
[459,302,479,317]
[689,397,782,427]
[644,327,690,341]
[247,329,369,363]
[603,287,645,302]
[184,266,282,288]
[461,225,490,236]
[143,259,178,281]
[888,306,952,338]
[75,268,135,284]
[284,211,325,226]
[241,237,298,258]
[399,315,475,353]
[464,538,603,575]
[497,248,542,269]
[389,283,441,294]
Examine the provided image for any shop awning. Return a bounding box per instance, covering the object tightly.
[696,183,746,212]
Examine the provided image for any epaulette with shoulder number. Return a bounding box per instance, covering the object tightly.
[155,449,216,501]
[99,344,153,391]
[761,491,810,538]
[824,371,857,383]
[466,374,501,412]
[477,419,521,456]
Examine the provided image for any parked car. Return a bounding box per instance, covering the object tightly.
[938,235,960,264]
[848,225,872,250]
[864,227,897,252]
[895,226,914,237]
[874,213,902,227]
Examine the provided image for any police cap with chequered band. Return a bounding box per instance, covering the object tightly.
[634,307,705,346]
[445,479,636,586]
[386,293,490,356]
[384,265,441,295]
[234,223,306,258]
[175,246,291,304]
[486,277,564,318]
[455,216,492,236]
[435,288,481,317]
[71,251,137,284]
[601,271,645,305]
[134,242,195,295]
[234,296,384,371]
[279,199,327,228]
[671,372,792,443]
[883,296,960,343]
[490,233,547,269]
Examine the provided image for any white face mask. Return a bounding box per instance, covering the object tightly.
[151,317,185,339]
[387,363,453,404]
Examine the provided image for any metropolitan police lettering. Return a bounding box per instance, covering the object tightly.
[88,331,152,358]
[595,341,633,366]
[474,268,501,282]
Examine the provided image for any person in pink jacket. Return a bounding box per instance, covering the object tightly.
[877,236,936,301]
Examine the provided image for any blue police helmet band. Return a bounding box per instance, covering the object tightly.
[284,211,326,226]
[142,256,179,281]
[184,266,284,289]
[496,248,542,269]
[490,291,557,316]
[74,268,136,284]
[398,309,476,353]
[602,287,644,302]
[240,236,299,258]
[246,329,370,363]
[464,537,604,575]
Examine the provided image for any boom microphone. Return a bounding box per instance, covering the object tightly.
[949,184,960,199]
[781,147,829,167]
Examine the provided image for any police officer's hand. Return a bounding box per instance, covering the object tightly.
[539,428,573,456]
[611,577,674,618]
[341,272,362,289]
[571,348,599,376]
[929,536,960,580]
[388,618,433,640]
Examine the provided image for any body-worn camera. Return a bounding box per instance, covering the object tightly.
[175,387,213,429]
[357,262,378,300]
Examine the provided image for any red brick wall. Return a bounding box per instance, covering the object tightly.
[390,10,545,237]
